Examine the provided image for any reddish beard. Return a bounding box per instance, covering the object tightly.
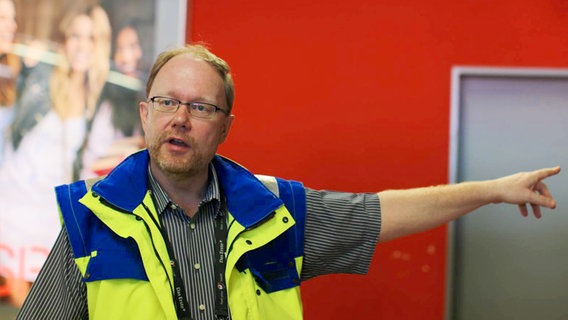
[147,132,209,178]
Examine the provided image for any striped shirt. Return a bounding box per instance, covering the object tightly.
[17,165,381,320]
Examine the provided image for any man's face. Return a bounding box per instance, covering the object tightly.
[0,0,16,54]
[140,54,234,178]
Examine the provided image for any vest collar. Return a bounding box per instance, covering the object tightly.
[91,149,149,212]
[91,150,283,228]
[212,155,283,228]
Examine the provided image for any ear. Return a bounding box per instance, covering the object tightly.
[139,100,149,132]
[219,114,235,144]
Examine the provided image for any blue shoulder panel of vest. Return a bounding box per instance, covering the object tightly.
[55,182,90,258]
[276,177,306,258]
[56,181,148,282]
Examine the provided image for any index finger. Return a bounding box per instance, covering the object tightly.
[533,166,561,181]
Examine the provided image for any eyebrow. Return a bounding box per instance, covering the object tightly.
[161,92,219,105]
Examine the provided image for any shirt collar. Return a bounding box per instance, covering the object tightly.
[147,164,223,216]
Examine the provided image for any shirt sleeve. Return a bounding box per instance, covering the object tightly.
[16,228,88,320]
[301,188,381,281]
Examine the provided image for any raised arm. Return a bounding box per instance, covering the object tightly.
[377,166,561,243]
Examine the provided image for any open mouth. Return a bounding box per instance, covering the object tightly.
[169,138,188,147]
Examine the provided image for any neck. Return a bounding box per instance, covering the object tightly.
[151,163,210,218]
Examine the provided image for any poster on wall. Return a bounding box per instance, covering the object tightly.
[0,0,185,310]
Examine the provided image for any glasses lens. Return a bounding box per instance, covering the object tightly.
[153,97,179,112]
[189,103,215,119]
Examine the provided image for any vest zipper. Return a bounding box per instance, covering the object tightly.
[139,202,178,298]
[93,192,175,297]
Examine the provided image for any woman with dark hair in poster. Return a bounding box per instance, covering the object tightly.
[76,18,147,179]
[0,4,111,306]
[113,19,146,79]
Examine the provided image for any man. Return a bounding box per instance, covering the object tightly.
[17,44,560,320]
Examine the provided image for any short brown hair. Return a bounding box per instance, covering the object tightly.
[145,44,234,112]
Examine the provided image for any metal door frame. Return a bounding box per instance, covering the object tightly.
[446,65,568,319]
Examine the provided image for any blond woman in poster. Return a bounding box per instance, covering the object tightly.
[0,4,111,306]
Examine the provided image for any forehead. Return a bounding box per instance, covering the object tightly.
[0,0,15,17]
[116,27,139,44]
[152,54,225,99]
[68,14,93,35]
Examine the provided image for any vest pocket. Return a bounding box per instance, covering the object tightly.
[236,239,300,293]
[84,246,148,282]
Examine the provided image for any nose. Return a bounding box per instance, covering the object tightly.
[79,37,94,51]
[170,105,193,130]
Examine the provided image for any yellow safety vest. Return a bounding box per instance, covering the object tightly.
[56,150,307,320]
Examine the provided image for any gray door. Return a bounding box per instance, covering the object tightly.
[450,69,568,320]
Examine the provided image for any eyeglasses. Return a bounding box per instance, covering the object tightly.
[148,96,228,119]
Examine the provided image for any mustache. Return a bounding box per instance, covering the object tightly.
[158,130,196,147]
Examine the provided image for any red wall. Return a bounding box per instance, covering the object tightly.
[187,1,568,319]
